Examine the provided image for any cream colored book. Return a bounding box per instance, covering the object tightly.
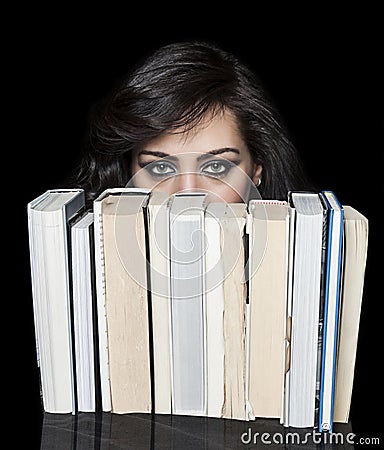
[101,190,152,413]
[220,203,248,420]
[247,201,290,419]
[147,191,172,414]
[333,206,368,423]
[204,203,226,418]
[93,188,150,412]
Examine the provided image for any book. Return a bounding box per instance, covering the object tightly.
[247,200,290,419]
[219,202,248,420]
[146,191,172,414]
[203,202,248,420]
[284,192,325,428]
[70,211,100,412]
[318,191,344,432]
[93,188,150,412]
[169,193,207,416]
[100,189,152,413]
[27,189,85,413]
[204,202,226,418]
[333,206,368,423]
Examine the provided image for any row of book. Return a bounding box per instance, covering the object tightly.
[27,188,368,432]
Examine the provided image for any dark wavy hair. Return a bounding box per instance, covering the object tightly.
[74,40,312,202]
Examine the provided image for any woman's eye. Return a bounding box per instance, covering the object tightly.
[148,161,176,176]
[201,161,229,176]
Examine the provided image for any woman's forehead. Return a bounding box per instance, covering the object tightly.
[141,111,247,156]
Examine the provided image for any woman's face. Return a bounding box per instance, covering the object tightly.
[130,110,262,202]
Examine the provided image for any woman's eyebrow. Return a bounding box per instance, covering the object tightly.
[137,148,240,160]
[196,147,240,161]
[137,150,175,159]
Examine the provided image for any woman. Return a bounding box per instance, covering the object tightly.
[75,40,312,203]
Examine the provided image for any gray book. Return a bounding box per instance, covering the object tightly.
[169,193,207,415]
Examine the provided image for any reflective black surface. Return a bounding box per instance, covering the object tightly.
[39,412,355,449]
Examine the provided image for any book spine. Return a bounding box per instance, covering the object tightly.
[280,210,292,424]
[142,203,155,414]
[283,206,296,426]
[63,192,85,414]
[201,207,208,416]
[89,222,102,412]
[327,207,344,430]
[65,213,78,414]
[169,196,206,415]
[93,200,112,412]
[316,201,329,427]
[244,212,253,421]
[319,193,344,432]
[27,204,44,408]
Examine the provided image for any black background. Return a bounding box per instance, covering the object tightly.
[13,11,382,447]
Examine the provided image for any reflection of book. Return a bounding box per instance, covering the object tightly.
[39,412,355,449]
[40,413,111,450]
[28,189,84,413]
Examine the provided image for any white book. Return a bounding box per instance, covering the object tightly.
[28,189,84,413]
[93,188,150,412]
[70,211,96,412]
[284,192,324,428]
[169,193,207,416]
[204,202,226,418]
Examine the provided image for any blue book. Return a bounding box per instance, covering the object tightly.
[318,191,344,432]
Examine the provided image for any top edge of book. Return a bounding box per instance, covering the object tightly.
[205,202,248,219]
[94,187,151,202]
[28,189,84,212]
[343,205,368,222]
[249,199,288,207]
[249,201,290,221]
[173,192,207,197]
[321,190,343,212]
[290,191,324,215]
[71,211,94,229]
[169,192,208,215]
